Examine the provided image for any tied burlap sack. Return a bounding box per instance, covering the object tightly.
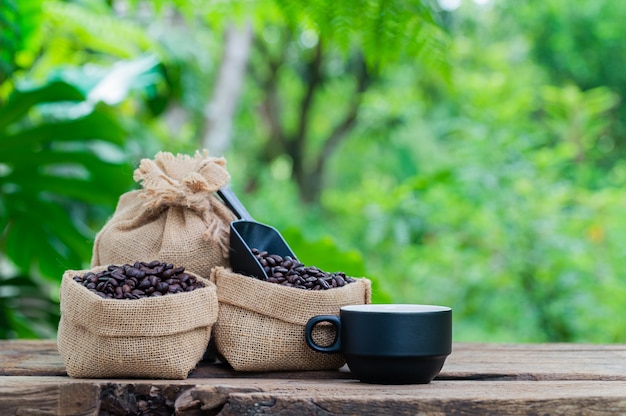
[91,151,235,278]
[57,266,218,379]
[211,267,371,372]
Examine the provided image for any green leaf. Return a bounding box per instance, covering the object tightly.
[4,217,34,274]
[0,110,126,153]
[0,80,85,129]
[0,276,37,288]
[9,173,127,206]
[87,55,163,105]
[38,201,93,258]
[36,233,84,280]
[0,197,7,235]
[3,197,89,280]
[6,310,40,339]
[1,145,134,215]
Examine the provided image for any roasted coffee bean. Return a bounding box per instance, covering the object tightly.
[250,248,356,290]
[157,282,169,293]
[125,267,145,279]
[72,261,204,300]
[138,278,151,289]
[111,272,125,281]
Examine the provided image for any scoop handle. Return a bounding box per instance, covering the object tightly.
[217,186,254,221]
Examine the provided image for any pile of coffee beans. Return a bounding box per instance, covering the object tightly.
[73,261,204,300]
[251,248,355,290]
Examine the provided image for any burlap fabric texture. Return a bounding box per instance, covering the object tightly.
[57,266,218,379]
[91,150,235,279]
[211,267,371,372]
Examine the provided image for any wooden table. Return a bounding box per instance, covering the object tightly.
[2,341,626,415]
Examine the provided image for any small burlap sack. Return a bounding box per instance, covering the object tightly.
[91,151,235,279]
[57,266,218,379]
[211,267,371,372]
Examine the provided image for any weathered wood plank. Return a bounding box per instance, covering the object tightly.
[220,392,626,416]
[442,343,626,381]
[3,341,626,381]
[0,377,194,416]
[3,377,626,416]
[0,340,66,376]
[0,380,99,416]
[181,379,626,415]
[4,340,626,415]
[0,340,353,380]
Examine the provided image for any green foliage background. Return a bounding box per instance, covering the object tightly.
[2,0,626,343]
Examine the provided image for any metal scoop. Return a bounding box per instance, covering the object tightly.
[217,186,297,280]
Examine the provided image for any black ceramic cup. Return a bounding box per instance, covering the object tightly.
[305,304,452,384]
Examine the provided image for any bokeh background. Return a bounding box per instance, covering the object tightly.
[2,0,626,342]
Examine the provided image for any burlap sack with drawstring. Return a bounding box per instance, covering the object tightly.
[91,150,235,279]
[211,267,371,372]
[57,266,218,379]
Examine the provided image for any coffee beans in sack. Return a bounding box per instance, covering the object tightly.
[57,263,218,379]
[251,248,357,290]
[211,266,371,372]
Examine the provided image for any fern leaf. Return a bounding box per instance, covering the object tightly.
[43,1,158,59]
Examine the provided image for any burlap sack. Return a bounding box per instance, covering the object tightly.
[91,151,235,279]
[57,266,218,379]
[211,267,371,372]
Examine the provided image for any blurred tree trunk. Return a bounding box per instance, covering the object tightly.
[253,35,371,204]
[202,22,253,156]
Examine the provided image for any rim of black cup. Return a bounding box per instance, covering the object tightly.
[341,304,451,313]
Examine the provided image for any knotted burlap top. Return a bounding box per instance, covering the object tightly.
[91,150,235,279]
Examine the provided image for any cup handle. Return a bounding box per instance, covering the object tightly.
[305,315,341,354]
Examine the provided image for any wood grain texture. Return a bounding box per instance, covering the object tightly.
[3,341,626,415]
[0,340,66,376]
[0,380,99,416]
[442,343,626,380]
[4,378,626,416]
[218,384,626,416]
[3,341,626,381]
